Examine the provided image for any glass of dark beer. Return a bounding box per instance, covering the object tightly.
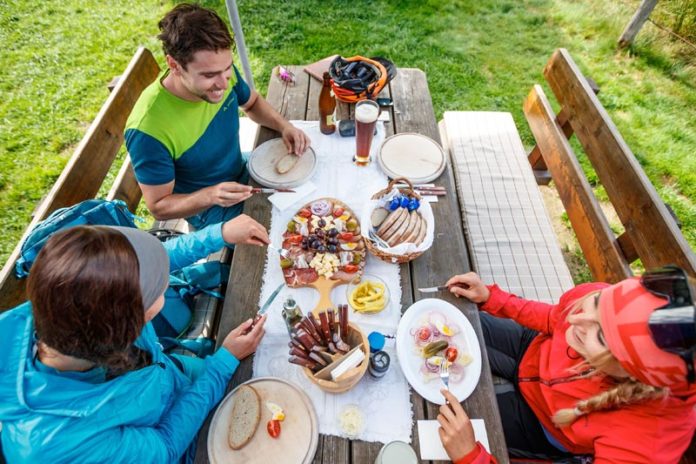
[354,99,380,166]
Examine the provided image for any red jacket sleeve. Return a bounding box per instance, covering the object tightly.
[454,442,498,464]
[479,284,557,333]
[479,282,610,335]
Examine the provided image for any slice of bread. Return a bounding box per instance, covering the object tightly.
[380,210,408,242]
[403,212,422,244]
[228,384,262,450]
[276,153,299,174]
[376,207,405,236]
[415,214,427,245]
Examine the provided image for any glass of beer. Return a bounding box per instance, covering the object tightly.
[354,99,380,166]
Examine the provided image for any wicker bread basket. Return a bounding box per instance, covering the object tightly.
[365,177,430,264]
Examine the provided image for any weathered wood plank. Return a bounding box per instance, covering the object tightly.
[523,85,632,282]
[195,66,311,463]
[106,158,142,212]
[392,69,509,463]
[544,48,696,278]
[0,47,160,311]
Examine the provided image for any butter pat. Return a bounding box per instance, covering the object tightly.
[331,348,366,381]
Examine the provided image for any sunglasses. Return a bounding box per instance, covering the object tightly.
[643,265,696,382]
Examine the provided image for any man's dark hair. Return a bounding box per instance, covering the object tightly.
[157,3,234,68]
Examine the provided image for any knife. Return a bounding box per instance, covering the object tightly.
[417,285,449,293]
[251,188,296,194]
[418,283,470,293]
[247,283,285,331]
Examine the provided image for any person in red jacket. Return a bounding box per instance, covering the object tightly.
[436,265,696,464]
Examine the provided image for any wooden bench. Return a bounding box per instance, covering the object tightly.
[0,46,227,338]
[440,47,696,461]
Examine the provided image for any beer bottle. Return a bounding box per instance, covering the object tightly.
[319,72,336,134]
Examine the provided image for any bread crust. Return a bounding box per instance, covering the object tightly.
[228,384,262,450]
[415,214,427,245]
[380,208,409,242]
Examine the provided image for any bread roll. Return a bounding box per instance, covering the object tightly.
[228,384,262,450]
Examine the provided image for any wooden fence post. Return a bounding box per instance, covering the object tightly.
[618,0,659,48]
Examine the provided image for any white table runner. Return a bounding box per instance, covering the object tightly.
[252,121,414,443]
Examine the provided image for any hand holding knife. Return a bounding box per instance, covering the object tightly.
[245,282,285,334]
[418,272,490,304]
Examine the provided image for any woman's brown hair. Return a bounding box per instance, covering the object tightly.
[157,3,234,68]
[28,226,151,378]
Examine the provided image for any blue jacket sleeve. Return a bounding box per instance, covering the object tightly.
[91,348,239,463]
[163,223,227,272]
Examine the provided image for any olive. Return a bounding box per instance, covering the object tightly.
[328,244,337,253]
[301,237,308,244]
[352,253,362,264]
[301,243,309,250]
[346,219,358,231]
[308,234,317,242]
[312,240,322,249]
[287,221,296,233]
[280,258,294,269]
[316,229,325,238]
[328,228,338,237]
[318,218,326,228]
[317,245,327,253]
[328,237,339,245]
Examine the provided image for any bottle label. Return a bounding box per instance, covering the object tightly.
[326,114,334,126]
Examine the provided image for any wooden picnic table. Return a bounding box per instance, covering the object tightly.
[195,66,509,464]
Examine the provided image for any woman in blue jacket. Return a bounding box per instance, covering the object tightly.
[0,222,268,463]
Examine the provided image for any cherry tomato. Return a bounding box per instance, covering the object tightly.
[445,346,458,363]
[267,419,281,438]
[285,234,303,245]
[298,208,312,218]
[333,207,345,218]
[417,327,432,342]
[343,264,359,273]
[338,232,354,242]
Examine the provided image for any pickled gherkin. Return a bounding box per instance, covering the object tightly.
[422,340,449,358]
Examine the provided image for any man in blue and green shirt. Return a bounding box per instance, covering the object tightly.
[125,3,310,234]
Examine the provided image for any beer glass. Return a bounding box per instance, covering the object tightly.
[354,99,380,166]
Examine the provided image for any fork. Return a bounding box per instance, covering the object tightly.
[440,361,450,393]
[268,243,290,259]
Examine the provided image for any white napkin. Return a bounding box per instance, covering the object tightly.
[268,181,317,211]
[417,419,490,460]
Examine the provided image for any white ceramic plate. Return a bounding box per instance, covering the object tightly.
[248,138,317,188]
[377,133,446,183]
[396,298,482,405]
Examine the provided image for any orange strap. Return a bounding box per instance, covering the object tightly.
[331,55,388,103]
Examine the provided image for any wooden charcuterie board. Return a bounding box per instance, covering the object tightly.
[208,377,318,464]
[279,198,366,315]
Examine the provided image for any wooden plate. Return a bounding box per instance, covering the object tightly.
[248,138,317,188]
[377,133,446,183]
[208,377,319,464]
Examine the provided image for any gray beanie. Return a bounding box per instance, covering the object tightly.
[110,226,170,310]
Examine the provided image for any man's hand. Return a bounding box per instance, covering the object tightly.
[445,272,490,304]
[281,124,311,155]
[206,182,253,208]
[437,389,477,461]
[222,214,270,246]
[221,314,266,360]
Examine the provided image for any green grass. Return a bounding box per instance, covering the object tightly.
[0,0,694,283]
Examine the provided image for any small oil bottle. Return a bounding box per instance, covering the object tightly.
[281,297,303,334]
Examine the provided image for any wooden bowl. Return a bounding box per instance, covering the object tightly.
[302,322,369,393]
